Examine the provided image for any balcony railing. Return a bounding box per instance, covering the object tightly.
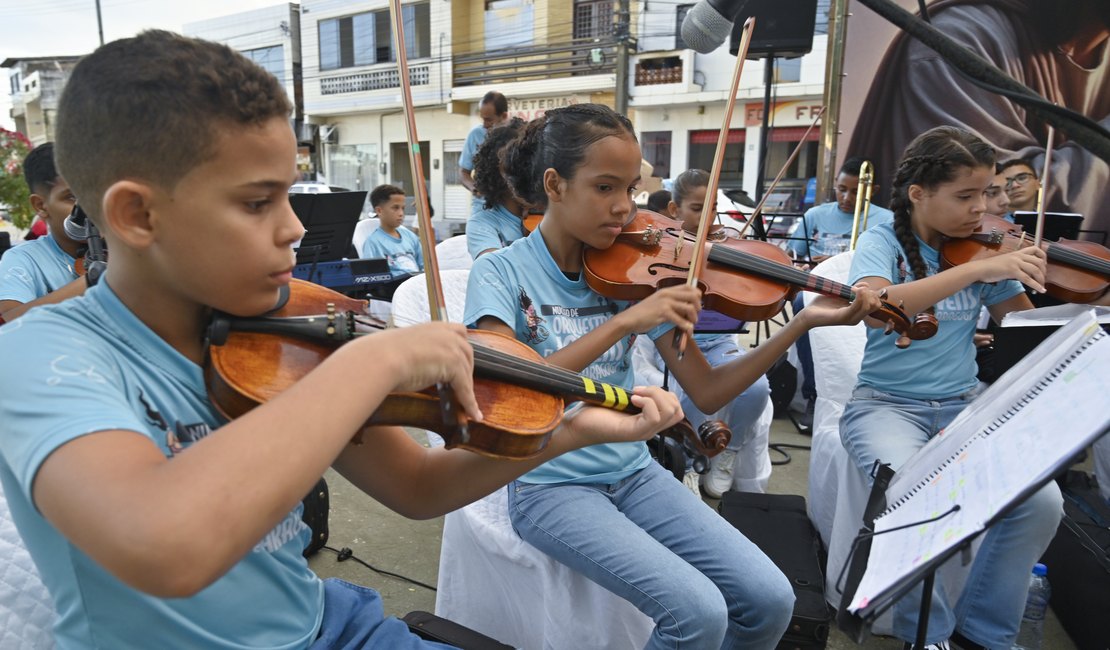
[320,65,430,96]
[453,37,618,87]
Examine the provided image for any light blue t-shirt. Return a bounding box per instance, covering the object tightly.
[464,229,672,484]
[459,124,486,215]
[787,201,894,257]
[0,233,79,303]
[850,223,1024,400]
[360,226,424,277]
[466,204,526,259]
[0,281,322,648]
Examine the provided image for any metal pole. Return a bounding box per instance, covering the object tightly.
[614,0,631,115]
[755,53,775,204]
[95,0,104,46]
[817,0,849,203]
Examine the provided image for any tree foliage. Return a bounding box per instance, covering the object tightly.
[0,128,34,229]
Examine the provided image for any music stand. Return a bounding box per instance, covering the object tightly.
[290,191,368,265]
[836,313,1110,648]
[1011,211,1084,242]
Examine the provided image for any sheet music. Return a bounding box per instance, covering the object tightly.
[849,311,1110,614]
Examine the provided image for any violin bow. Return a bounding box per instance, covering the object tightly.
[672,16,755,359]
[733,105,825,241]
[388,0,469,437]
[1033,124,1056,249]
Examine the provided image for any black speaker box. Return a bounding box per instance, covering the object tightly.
[729,0,818,59]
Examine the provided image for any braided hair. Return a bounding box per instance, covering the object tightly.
[888,126,995,281]
[502,104,636,210]
[473,117,524,210]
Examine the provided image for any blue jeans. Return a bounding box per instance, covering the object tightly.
[791,293,816,401]
[840,386,1063,648]
[508,461,794,650]
[311,578,458,649]
[669,336,772,490]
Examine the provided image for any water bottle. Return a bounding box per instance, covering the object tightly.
[1013,563,1050,650]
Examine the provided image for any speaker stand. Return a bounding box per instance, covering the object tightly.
[751,51,775,242]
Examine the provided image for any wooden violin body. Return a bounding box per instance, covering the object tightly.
[584,210,938,347]
[205,280,561,459]
[584,210,793,323]
[205,279,730,460]
[941,214,1110,304]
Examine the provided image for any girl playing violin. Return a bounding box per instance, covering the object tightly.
[466,117,528,259]
[464,103,881,649]
[840,125,1063,650]
[657,168,773,498]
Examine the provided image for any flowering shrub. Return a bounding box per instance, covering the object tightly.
[0,128,34,229]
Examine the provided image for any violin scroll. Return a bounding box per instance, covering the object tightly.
[659,418,731,458]
[871,296,938,349]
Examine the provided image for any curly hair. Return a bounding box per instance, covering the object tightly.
[474,117,524,210]
[502,104,636,210]
[56,30,292,221]
[888,126,995,281]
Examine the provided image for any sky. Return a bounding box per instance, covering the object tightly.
[0,0,287,130]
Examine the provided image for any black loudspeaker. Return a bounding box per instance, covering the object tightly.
[729,0,818,59]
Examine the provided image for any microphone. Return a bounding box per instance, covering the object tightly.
[681,0,747,54]
[64,203,90,241]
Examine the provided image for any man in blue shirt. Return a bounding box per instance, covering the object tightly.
[458,91,509,215]
[787,157,894,261]
[0,142,87,322]
[789,157,893,430]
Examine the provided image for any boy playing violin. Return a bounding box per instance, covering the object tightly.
[0,31,684,648]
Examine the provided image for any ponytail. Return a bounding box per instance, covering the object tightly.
[502,103,636,211]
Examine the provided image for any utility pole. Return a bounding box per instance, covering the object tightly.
[95,0,104,45]
[614,0,631,115]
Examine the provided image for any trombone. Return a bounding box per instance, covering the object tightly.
[848,160,875,251]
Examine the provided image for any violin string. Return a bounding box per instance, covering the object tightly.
[469,344,641,412]
[1045,243,1110,275]
[708,246,854,300]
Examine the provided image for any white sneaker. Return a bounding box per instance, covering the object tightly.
[682,469,702,498]
[700,449,738,499]
[902,641,950,650]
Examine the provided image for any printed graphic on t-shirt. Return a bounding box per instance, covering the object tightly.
[388,251,420,274]
[139,390,212,456]
[515,285,626,379]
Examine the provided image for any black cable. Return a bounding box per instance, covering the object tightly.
[769,442,812,466]
[321,545,437,592]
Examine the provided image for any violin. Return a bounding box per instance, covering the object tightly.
[583,210,938,348]
[522,213,542,234]
[941,214,1110,304]
[204,278,731,460]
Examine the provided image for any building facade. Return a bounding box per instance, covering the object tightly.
[2,57,80,147]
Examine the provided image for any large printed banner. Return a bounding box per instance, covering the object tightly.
[837,0,1109,239]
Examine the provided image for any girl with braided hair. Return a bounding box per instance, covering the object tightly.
[464,103,881,649]
[840,125,1062,650]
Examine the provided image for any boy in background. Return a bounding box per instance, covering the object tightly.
[361,183,424,278]
[0,142,86,321]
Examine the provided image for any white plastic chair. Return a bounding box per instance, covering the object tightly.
[804,252,976,633]
[351,218,380,256]
[389,271,654,649]
[433,235,472,271]
[0,480,55,648]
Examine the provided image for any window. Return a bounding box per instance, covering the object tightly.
[688,129,745,188]
[243,45,285,81]
[9,72,20,96]
[815,0,830,35]
[443,150,462,186]
[774,58,801,83]
[319,3,430,71]
[574,0,614,39]
[485,0,534,50]
[641,131,671,180]
[674,4,694,50]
